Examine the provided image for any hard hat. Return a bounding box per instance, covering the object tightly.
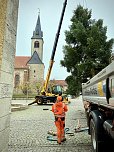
[57,96,62,101]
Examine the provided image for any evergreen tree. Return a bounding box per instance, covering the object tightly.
[61,5,114,95]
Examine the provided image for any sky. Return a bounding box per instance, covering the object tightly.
[16,0,114,80]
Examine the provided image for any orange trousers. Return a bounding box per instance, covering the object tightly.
[55,117,65,143]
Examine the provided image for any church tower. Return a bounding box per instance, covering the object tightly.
[31,13,43,61]
[27,12,44,85]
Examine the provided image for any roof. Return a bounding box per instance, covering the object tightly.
[14,56,31,69]
[27,51,43,64]
[31,14,43,39]
[50,80,68,86]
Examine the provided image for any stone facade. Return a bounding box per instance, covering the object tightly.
[28,64,44,84]
[0,0,19,151]
[14,68,27,86]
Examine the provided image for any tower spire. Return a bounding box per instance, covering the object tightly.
[31,10,43,39]
[38,8,40,16]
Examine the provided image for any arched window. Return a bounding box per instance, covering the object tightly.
[24,70,28,82]
[34,41,39,48]
[15,74,20,88]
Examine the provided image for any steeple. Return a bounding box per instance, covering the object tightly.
[32,12,43,39]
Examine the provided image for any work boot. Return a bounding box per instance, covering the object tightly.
[61,137,66,142]
[57,141,61,144]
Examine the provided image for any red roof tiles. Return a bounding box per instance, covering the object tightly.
[50,80,68,86]
[14,56,31,69]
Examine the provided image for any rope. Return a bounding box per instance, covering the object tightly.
[47,127,74,141]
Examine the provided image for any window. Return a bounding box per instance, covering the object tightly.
[34,41,39,48]
[15,74,20,88]
[24,70,28,82]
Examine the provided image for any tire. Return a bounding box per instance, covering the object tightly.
[90,119,103,152]
[90,119,96,151]
[37,97,43,105]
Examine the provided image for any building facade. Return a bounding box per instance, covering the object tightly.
[14,13,44,93]
[0,0,19,151]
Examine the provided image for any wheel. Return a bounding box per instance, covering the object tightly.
[90,119,97,151]
[90,119,103,152]
[37,97,43,105]
[90,110,114,152]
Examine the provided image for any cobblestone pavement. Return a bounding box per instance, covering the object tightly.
[8,96,93,152]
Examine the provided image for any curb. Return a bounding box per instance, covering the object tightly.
[11,103,28,112]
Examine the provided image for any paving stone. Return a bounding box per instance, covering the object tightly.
[8,96,93,152]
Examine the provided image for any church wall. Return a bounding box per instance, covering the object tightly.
[14,69,27,85]
[31,38,43,60]
[13,68,29,94]
[14,65,44,94]
[28,64,44,85]
[0,0,19,151]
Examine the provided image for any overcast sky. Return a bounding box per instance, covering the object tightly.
[16,0,114,80]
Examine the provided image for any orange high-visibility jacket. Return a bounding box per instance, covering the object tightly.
[52,101,68,117]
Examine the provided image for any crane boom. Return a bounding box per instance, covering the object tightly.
[41,0,67,94]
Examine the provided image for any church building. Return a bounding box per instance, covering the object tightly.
[14,13,44,90]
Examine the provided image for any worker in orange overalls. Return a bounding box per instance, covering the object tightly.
[52,96,68,144]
